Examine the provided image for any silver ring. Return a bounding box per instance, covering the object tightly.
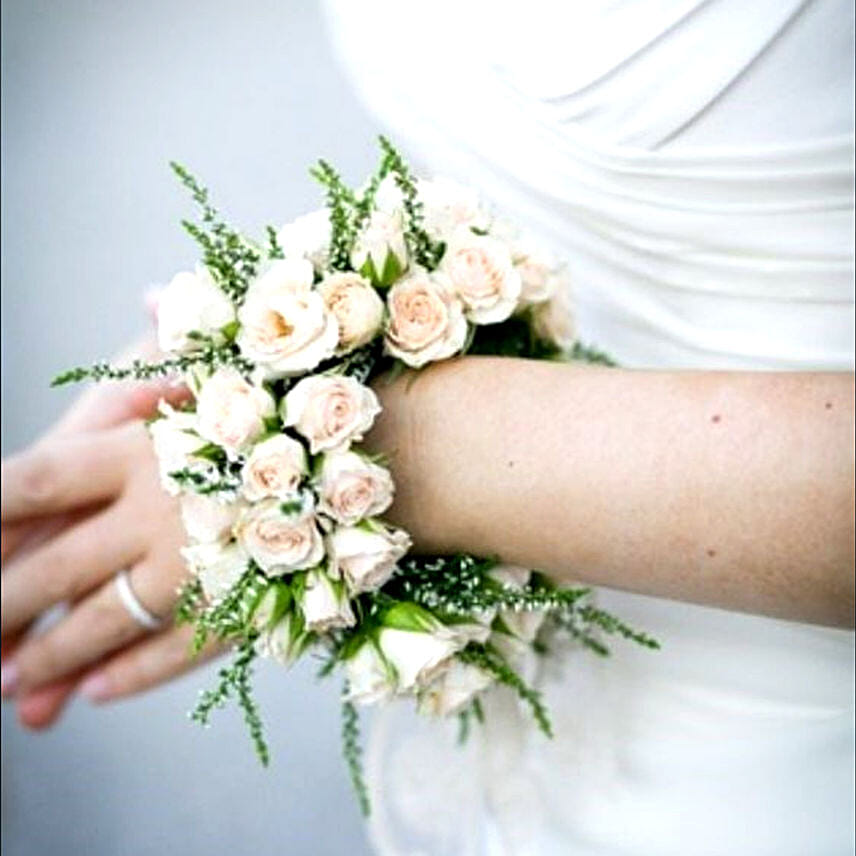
[114,569,163,631]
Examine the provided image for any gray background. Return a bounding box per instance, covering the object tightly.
[1,2,380,854]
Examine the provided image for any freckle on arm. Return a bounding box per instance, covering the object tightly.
[711,414,721,424]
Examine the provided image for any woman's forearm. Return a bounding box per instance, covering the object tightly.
[366,358,855,628]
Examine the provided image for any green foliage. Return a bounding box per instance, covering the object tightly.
[191,564,267,653]
[459,644,553,738]
[191,639,269,766]
[167,466,242,497]
[52,344,253,388]
[310,159,356,271]
[265,224,284,259]
[174,576,204,626]
[342,692,371,816]
[569,341,618,367]
[466,314,562,360]
[378,135,444,270]
[170,161,260,304]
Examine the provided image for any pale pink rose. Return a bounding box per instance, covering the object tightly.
[531,282,576,351]
[441,230,521,325]
[512,239,565,305]
[241,434,307,502]
[318,273,384,354]
[235,497,324,575]
[328,523,411,594]
[148,402,211,496]
[237,258,339,378]
[282,375,381,455]
[384,269,468,368]
[195,368,275,459]
[317,451,393,525]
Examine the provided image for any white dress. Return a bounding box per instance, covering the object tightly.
[324,2,856,853]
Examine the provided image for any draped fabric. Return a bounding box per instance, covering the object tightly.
[324,2,855,853]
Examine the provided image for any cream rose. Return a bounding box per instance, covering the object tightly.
[317,451,394,525]
[148,402,211,495]
[378,626,462,692]
[157,266,235,354]
[488,563,546,645]
[318,272,384,354]
[181,541,248,602]
[418,660,493,717]
[351,209,408,287]
[236,258,339,378]
[241,433,307,502]
[195,368,275,459]
[235,497,324,575]
[441,229,521,325]
[345,641,395,706]
[512,240,564,305]
[276,209,330,271]
[300,569,356,633]
[328,523,411,594]
[384,269,468,368]
[531,283,576,351]
[282,375,381,455]
[180,493,240,543]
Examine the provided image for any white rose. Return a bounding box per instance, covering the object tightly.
[300,569,356,633]
[531,282,576,351]
[157,266,235,354]
[241,433,307,502]
[418,660,493,717]
[378,626,462,692]
[282,375,381,455]
[236,258,339,378]
[351,209,408,287]
[384,269,468,368]
[417,177,490,242]
[148,402,211,496]
[317,451,394,525]
[180,493,240,543]
[328,523,411,594]
[345,641,395,706]
[195,368,275,459]
[256,613,310,666]
[318,272,384,354]
[235,496,324,575]
[276,209,330,271]
[441,229,521,325]
[181,541,248,602]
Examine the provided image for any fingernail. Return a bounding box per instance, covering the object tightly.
[0,662,19,697]
[80,673,111,703]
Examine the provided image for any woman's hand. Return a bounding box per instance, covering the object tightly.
[1,334,221,728]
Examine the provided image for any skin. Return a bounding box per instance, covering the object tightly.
[1,348,853,730]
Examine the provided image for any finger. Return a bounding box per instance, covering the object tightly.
[1,425,139,522]
[15,676,77,730]
[78,624,224,703]
[1,504,145,637]
[1,509,89,565]
[9,557,176,693]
